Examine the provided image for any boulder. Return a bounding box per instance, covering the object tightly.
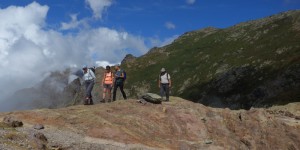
[3,116,23,127]
[141,93,162,104]
[30,132,48,150]
[34,132,47,142]
[33,124,45,130]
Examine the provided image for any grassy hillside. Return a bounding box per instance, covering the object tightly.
[122,10,300,109]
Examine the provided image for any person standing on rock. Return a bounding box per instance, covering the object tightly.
[101,66,114,103]
[113,65,127,101]
[158,68,171,101]
[83,65,96,105]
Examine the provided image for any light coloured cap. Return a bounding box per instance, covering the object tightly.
[82,65,87,69]
[161,68,166,72]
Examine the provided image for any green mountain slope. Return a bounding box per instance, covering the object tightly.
[122,10,300,109]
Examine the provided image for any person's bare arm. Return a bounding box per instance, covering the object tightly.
[168,74,172,87]
[112,72,115,87]
[158,76,161,88]
[101,73,105,86]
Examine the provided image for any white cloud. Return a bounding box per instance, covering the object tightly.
[60,14,88,30]
[85,0,113,19]
[165,22,176,30]
[186,0,196,5]
[95,60,117,68]
[75,27,148,62]
[0,2,149,101]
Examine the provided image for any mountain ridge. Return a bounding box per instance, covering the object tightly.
[121,9,300,109]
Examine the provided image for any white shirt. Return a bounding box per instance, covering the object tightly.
[83,69,96,81]
[160,73,171,84]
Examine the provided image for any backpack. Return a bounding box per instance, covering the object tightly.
[159,72,169,81]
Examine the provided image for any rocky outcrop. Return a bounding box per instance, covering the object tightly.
[188,63,300,109]
[121,54,137,66]
[0,98,299,149]
[3,116,23,127]
[141,93,162,104]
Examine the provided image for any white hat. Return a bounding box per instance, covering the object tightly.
[161,68,166,72]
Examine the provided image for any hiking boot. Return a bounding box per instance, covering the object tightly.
[89,99,94,105]
[84,99,88,105]
[100,99,105,103]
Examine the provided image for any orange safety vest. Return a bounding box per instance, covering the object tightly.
[104,72,113,84]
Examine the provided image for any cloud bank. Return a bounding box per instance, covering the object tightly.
[0,2,149,101]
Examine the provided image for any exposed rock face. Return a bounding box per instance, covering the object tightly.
[3,116,23,127]
[196,64,300,109]
[0,98,299,149]
[121,54,136,66]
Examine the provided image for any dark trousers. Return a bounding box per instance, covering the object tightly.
[113,82,127,101]
[85,80,94,104]
[160,83,170,101]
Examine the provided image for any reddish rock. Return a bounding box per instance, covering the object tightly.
[0,98,299,149]
[3,116,23,127]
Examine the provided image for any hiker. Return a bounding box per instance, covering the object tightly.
[82,65,96,105]
[158,68,171,101]
[113,65,127,101]
[101,66,114,103]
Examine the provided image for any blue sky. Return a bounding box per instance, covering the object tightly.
[0,0,299,99]
[1,0,299,41]
[106,0,300,37]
